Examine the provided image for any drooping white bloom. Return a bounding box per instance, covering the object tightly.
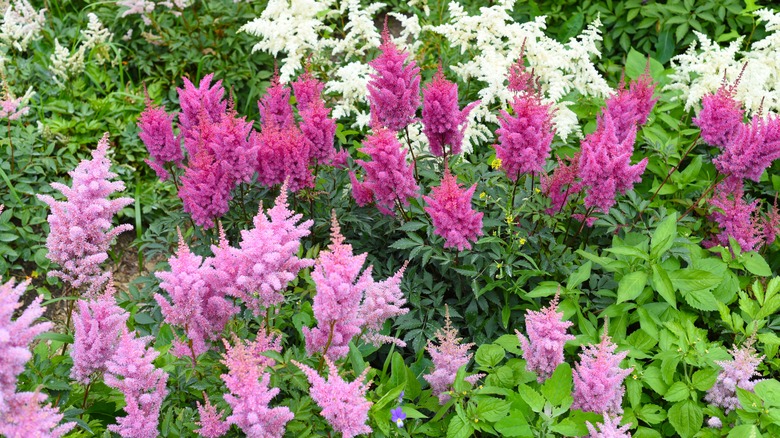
[667,8,780,115]
[81,13,113,50]
[325,60,373,126]
[49,39,86,87]
[0,0,46,51]
[329,0,384,59]
[388,12,423,53]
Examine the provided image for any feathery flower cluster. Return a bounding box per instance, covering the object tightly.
[0,82,33,121]
[359,262,409,347]
[70,281,129,384]
[586,414,632,438]
[705,340,764,414]
[213,187,313,315]
[80,13,113,64]
[516,293,575,382]
[220,332,292,437]
[422,65,478,157]
[117,0,190,25]
[572,329,633,415]
[49,38,86,87]
[195,397,229,438]
[294,358,372,438]
[577,73,655,216]
[367,23,421,132]
[37,133,134,295]
[424,307,480,404]
[423,169,483,251]
[138,97,181,181]
[351,128,419,215]
[692,81,744,149]
[155,231,237,358]
[0,278,75,437]
[706,186,764,252]
[541,153,580,215]
[255,123,313,192]
[0,0,46,51]
[104,330,169,438]
[294,72,337,163]
[258,75,294,129]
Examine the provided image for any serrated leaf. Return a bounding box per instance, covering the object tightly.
[494,414,532,437]
[664,381,690,402]
[741,252,772,277]
[447,414,474,438]
[617,271,648,303]
[475,396,511,422]
[475,344,505,368]
[651,264,677,308]
[541,363,572,406]
[668,400,702,438]
[683,289,719,311]
[668,269,720,292]
[754,379,780,406]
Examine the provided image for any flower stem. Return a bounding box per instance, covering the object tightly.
[403,126,419,181]
[678,172,729,222]
[317,320,336,372]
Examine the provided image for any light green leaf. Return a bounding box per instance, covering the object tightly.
[754,379,780,406]
[651,213,677,259]
[668,269,721,292]
[618,271,648,303]
[741,252,772,277]
[494,415,532,437]
[476,344,506,368]
[447,415,474,438]
[668,400,703,438]
[475,397,511,422]
[683,289,719,311]
[664,381,690,402]
[728,424,761,438]
[651,264,677,308]
[541,363,572,406]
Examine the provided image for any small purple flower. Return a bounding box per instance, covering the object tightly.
[390,407,406,428]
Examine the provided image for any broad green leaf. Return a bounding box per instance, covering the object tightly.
[683,289,719,311]
[741,252,772,277]
[494,415,532,437]
[668,400,703,438]
[754,379,780,406]
[737,387,763,413]
[692,369,718,391]
[516,384,544,413]
[541,363,572,406]
[664,381,690,402]
[447,415,474,438]
[475,396,511,422]
[728,424,761,438]
[617,271,648,303]
[651,264,677,308]
[605,246,649,260]
[626,47,664,79]
[668,269,720,292]
[566,261,591,290]
[475,344,505,368]
[637,404,666,424]
[651,213,677,259]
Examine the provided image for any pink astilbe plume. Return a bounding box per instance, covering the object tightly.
[542,153,581,215]
[213,186,313,315]
[424,307,481,404]
[293,358,372,438]
[255,125,313,192]
[495,70,554,181]
[104,330,169,438]
[421,65,479,157]
[211,105,259,185]
[507,47,539,95]
[0,278,75,437]
[298,97,337,163]
[71,280,129,384]
[367,22,421,131]
[292,70,326,113]
[516,292,575,382]
[359,261,409,347]
[572,328,633,415]
[706,185,763,252]
[762,197,780,245]
[177,73,227,139]
[713,115,780,186]
[705,339,764,414]
[37,133,134,295]
[423,169,483,251]
[195,396,229,438]
[605,72,657,140]
[221,332,292,437]
[258,73,294,130]
[352,128,419,215]
[586,414,632,438]
[694,79,745,149]
[304,214,372,359]
[179,148,233,229]
[155,230,237,358]
[138,97,182,181]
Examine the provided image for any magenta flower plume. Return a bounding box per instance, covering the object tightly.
[572,328,633,415]
[367,23,421,131]
[179,148,233,229]
[104,330,169,438]
[542,153,581,215]
[424,307,480,404]
[177,73,227,140]
[507,47,539,95]
[421,65,479,157]
[211,105,259,185]
[155,230,237,358]
[138,97,182,181]
[586,414,632,438]
[577,113,647,215]
[359,261,409,347]
[299,100,337,164]
[304,214,372,359]
[605,72,657,139]
[352,128,419,215]
[694,81,744,149]
[0,392,76,438]
[214,186,313,315]
[706,185,763,252]
[516,293,575,382]
[713,115,780,186]
[705,340,764,414]
[423,169,483,251]
[495,88,554,182]
[293,358,372,438]
[221,333,292,438]
[349,171,374,207]
[71,281,129,384]
[292,70,326,113]
[762,197,780,245]
[259,73,294,130]
[255,125,313,192]
[195,396,229,438]
[37,133,134,295]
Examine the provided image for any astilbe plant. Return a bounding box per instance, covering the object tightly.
[586,414,632,438]
[423,169,484,251]
[294,358,373,438]
[293,71,337,163]
[220,332,292,437]
[705,340,764,414]
[104,329,169,438]
[542,152,580,215]
[515,292,575,382]
[178,147,233,229]
[255,123,313,192]
[258,73,294,130]
[37,133,134,295]
[421,65,478,157]
[351,127,419,215]
[359,261,409,347]
[0,278,75,437]
[195,397,230,438]
[424,307,481,404]
[212,185,313,315]
[138,96,182,181]
[177,74,228,140]
[706,185,764,251]
[367,22,421,132]
[70,280,129,384]
[572,328,633,415]
[155,230,237,359]
[693,78,745,149]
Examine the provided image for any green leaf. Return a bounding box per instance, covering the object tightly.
[566,261,591,290]
[617,271,648,303]
[651,264,677,307]
[737,387,763,412]
[516,384,544,413]
[741,252,772,277]
[636,404,667,424]
[668,269,721,292]
[655,29,676,64]
[664,381,690,402]
[604,246,649,260]
[626,48,664,79]
[475,396,511,422]
[683,289,719,311]
[494,414,532,437]
[447,415,474,438]
[475,344,506,368]
[692,369,718,391]
[754,379,780,406]
[541,363,572,406]
[668,400,703,438]
[651,213,677,259]
[728,425,761,438]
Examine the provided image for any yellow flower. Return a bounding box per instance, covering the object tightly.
[519,237,526,245]
[479,192,487,199]
[534,187,541,194]
[505,214,514,225]
[491,158,502,170]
